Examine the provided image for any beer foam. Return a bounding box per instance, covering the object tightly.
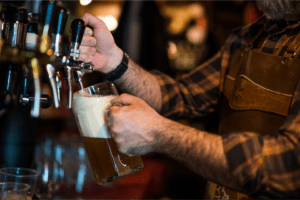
[73,94,117,138]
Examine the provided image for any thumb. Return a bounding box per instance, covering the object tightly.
[111,94,135,106]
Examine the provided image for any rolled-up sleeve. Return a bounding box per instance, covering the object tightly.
[222,79,300,199]
[150,51,223,120]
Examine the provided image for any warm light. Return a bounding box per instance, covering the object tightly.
[80,0,92,6]
[40,34,48,53]
[98,15,118,32]
[162,3,206,35]
[31,58,39,78]
[186,26,207,44]
[46,49,53,56]
[168,41,178,59]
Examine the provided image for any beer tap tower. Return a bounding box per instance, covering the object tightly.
[0,0,94,168]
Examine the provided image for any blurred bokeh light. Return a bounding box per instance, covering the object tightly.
[79,0,92,6]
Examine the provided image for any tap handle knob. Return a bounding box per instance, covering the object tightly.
[53,7,69,35]
[52,6,69,55]
[71,18,85,45]
[40,94,52,109]
[70,18,85,60]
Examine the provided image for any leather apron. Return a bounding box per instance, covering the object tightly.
[204,32,300,199]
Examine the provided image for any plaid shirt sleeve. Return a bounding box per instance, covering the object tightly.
[222,80,300,198]
[151,50,223,120]
[150,15,300,198]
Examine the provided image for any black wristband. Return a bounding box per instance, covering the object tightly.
[102,52,129,81]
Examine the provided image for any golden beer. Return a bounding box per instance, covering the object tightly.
[73,82,144,185]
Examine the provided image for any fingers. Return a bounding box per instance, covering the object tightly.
[81,36,97,46]
[84,27,93,36]
[79,54,93,63]
[82,13,105,29]
[106,105,122,142]
[111,94,136,106]
[79,46,96,55]
[79,35,97,63]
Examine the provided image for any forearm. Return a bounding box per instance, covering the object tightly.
[114,57,162,113]
[155,118,243,192]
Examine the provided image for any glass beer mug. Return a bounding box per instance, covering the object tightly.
[72,82,144,185]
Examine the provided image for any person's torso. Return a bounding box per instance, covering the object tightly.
[206,17,300,199]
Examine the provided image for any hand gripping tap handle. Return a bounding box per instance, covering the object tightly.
[70,18,86,60]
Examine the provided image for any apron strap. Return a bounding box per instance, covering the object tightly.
[282,32,300,58]
[247,28,265,50]
[271,34,290,56]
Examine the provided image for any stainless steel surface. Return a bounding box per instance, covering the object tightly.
[2,22,27,48]
[56,71,62,101]
[69,42,80,60]
[46,64,60,108]
[52,34,63,56]
[0,3,95,115]
[64,66,73,109]
[73,70,84,90]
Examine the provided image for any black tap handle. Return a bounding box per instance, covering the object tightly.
[40,94,52,109]
[53,6,69,35]
[1,5,28,23]
[71,18,86,46]
[21,94,52,109]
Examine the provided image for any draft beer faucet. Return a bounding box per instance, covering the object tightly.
[0,2,94,117]
[45,5,69,108]
[41,6,94,110]
[61,18,94,109]
[0,0,96,173]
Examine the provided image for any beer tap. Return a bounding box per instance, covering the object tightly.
[19,1,54,117]
[63,18,86,104]
[45,5,69,108]
[71,19,94,90]
[56,71,62,101]
[0,1,98,171]
[0,2,93,113]
[51,6,69,57]
[45,64,59,108]
[0,5,28,109]
[5,2,52,117]
[63,65,73,108]
[61,18,94,109]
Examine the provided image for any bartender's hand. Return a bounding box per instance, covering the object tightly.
[107,94,165,156]
[79,13,123,73]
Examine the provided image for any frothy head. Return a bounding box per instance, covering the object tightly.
[72,94,117,138]
[72,93,116,115]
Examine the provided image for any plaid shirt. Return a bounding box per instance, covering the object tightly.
[152,16,300,198]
